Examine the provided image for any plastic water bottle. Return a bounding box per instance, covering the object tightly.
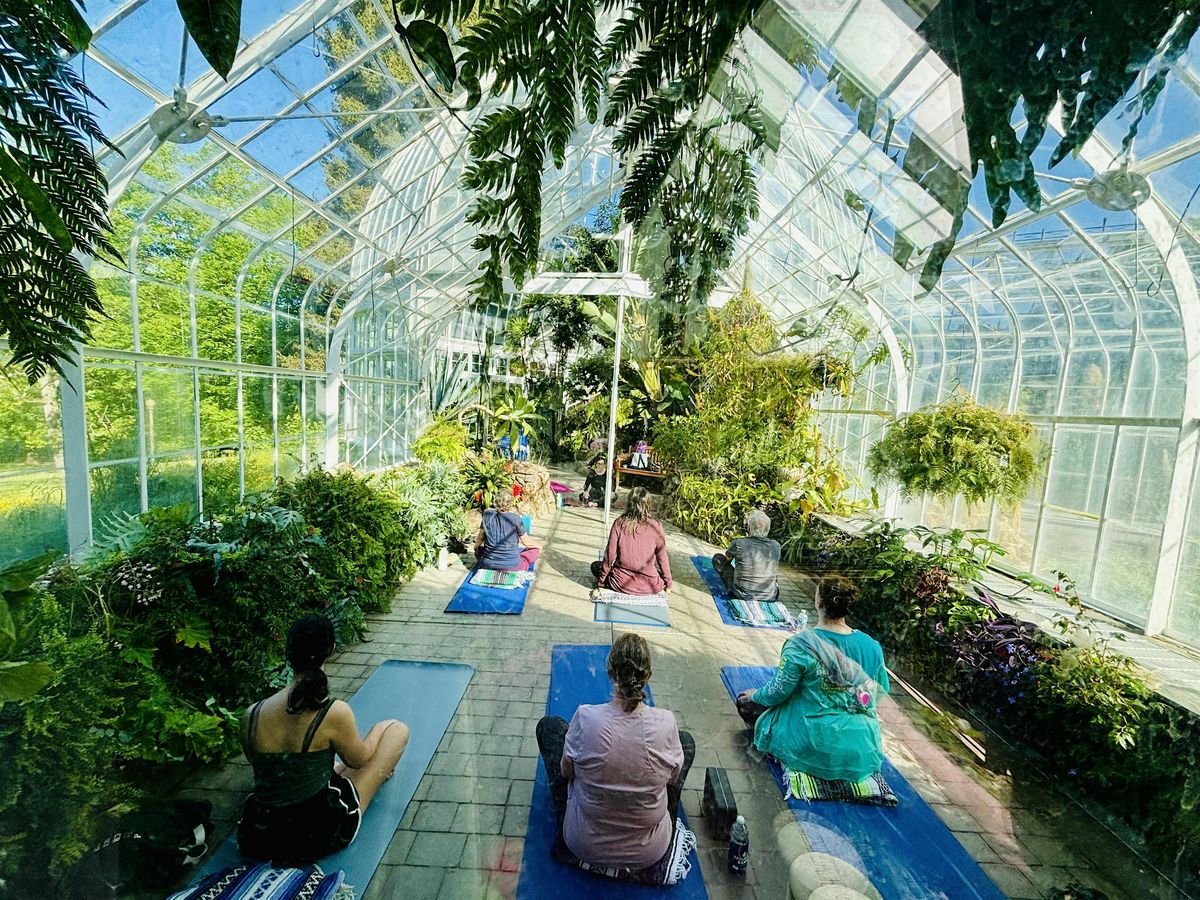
[727,815,749,875]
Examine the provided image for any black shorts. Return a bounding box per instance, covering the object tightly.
[237,772,361,866]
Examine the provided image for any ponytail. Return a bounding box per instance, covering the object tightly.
[607,633,652,712]
[284,614,336,714]
[287,667,330,714]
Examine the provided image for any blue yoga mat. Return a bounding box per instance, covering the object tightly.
[720,666,1004,900]
[691,556,795,630]
[446,562,535,614]
[593,602,671,628]
[197,660,473,892]
[516,645,708,900]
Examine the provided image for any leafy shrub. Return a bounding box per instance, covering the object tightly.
[867,393,1044,506]
[272,469,410,613]
[664,474,783,545]
[72,503,335,711]
[381,461,472,553]
[412,418,471,464]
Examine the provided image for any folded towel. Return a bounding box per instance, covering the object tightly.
[591,589,669,607]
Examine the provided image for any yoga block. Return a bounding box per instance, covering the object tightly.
[701,766,738,840]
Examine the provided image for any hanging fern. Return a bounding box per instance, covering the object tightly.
[0,1,118,382]
[866,394,1046,507]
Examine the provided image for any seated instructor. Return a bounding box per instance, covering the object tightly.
[712,509,780,602]
[476,486,542,570]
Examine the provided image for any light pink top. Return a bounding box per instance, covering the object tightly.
[562,700,684,868]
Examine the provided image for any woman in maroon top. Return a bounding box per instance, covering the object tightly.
[591,487,672,595]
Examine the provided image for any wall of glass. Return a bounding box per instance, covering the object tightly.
[4,0,1200,652]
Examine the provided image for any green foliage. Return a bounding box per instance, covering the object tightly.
[654,294,861,531]
[664,475,781,545]
[413,418,471,464]
[0,551,57,704]
[867,394,1044,506]
[174,0,242,77]
[0,0,117,382]
[462,454,515,509]
[272,469,409,613]
[378,461,473,553]
[908,1,1197,289]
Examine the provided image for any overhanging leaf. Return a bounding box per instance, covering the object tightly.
[0,145,74,251]
[0,661,55,704]
[42,0,93,51]
[404,20,458,91]
[174,0,243,79]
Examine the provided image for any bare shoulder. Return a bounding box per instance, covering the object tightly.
[326,698,355,726]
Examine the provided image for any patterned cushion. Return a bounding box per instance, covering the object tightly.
[784,769,899,807]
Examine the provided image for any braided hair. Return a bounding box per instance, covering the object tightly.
[285,615,336,714]
[607,632,652,712]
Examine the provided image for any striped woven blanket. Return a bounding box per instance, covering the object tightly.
[471,568,535,589]
[592,589,669,607]
[168,863,353,900]
[724,596,806,630]
[784,768,899,807]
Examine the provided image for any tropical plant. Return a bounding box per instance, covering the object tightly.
[664,474,782,545]
[910,0,1198,289]
[0,1,117,382]
[0,552,56,704]
[0,0,248,383]
[461,454,514,509]
[392,0,769,312]
[412,417,471,464]
[866,393,1044,506]
[423,352,473,417]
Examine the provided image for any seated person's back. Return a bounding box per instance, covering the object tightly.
[564,697,680,867]
[476,489,540,570]
[715,510,780,602]
[592,487,672,595]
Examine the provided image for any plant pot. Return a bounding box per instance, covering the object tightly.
[437,546,449,571]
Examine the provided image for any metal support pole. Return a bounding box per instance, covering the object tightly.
[602,226,634,538]
[59,344,93,556]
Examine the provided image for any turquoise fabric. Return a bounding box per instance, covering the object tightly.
[750,628,890,781]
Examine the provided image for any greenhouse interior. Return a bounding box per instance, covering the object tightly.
[6,0,1200,898]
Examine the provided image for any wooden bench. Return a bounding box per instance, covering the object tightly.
[614,446,671,487]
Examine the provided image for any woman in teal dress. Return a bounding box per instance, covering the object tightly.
[737,575,890,784]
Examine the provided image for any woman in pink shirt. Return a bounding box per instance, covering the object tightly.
[535,634,696,885]
[591,487,673,595]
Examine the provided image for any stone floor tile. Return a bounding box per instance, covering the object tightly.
[407,831,468,867]
[413,800,460,832]
[435,867,490,900]
[364,864,445,900]
[501,804,530,837]
[979,861,1042,898]
[451,802,505,834]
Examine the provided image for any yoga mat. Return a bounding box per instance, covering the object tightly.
[720,666,1004,900]
[593,602,671,628]
[446,562,535,614]
[691,556,797,631]
[516,645,707,900]
[197,660,474,892]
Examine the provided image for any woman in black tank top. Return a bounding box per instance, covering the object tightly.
[236,616,410,866]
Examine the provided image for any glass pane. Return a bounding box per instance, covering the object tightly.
[0,366,67,565]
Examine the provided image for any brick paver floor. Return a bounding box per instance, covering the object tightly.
[175,471,1191,899]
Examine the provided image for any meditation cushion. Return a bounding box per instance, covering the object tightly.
[806,887,875,900]
[773,815,812,863]
[788,852,882,900]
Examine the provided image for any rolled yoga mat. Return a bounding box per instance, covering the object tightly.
[196,660,474,894]
[720,666,1004,900]
[446,561,536,614]
[515,644,708,900]
[691,556,803,630]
